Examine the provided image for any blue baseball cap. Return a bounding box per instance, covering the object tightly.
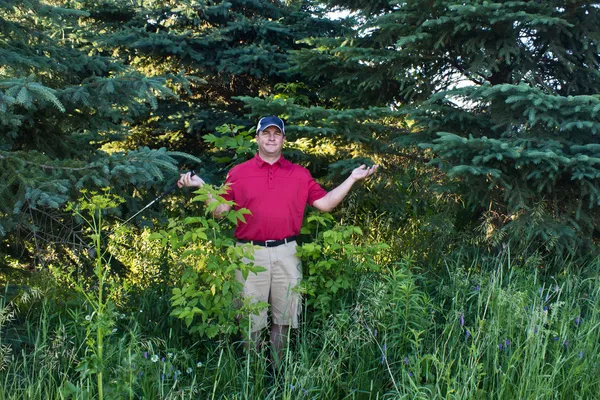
[256,116,285,135]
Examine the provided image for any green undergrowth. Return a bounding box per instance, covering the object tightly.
[1,251,599,399]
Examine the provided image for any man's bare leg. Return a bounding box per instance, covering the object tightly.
[271,324,290,363]
[244,330,261,352]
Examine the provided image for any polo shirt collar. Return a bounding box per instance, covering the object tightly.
[253,153,290,168]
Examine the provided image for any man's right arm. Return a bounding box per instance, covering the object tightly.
[312,164,378,212]
[177,172,232,217]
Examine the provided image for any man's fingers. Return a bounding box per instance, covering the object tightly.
[193,176,205,186]
[352,164,378,181]
[178,172,192,187]
[178,172,205,188]
[360,164,378,178]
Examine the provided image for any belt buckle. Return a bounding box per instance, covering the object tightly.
[264,239,276,247]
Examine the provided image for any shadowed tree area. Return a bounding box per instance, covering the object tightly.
[285,0,600,257]
[0,0,345,266]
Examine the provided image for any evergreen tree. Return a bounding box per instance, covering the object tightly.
[0,0,197,264]
[81,0,346,158]
[0,0,344,266]
[285,0,600,255]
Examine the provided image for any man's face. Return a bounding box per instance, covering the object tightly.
[256,126,284,157]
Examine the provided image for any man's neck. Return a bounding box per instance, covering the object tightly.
[258,152,281,165]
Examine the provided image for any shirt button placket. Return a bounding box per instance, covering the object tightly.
[268,167,274,189]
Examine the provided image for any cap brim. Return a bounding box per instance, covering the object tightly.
[257,123,284,134]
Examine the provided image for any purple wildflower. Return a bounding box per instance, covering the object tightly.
[534,327,538,334]
[475,285,480,292]
[543,306,548,312]
[460,314,465,327]
[381,344,387,364]
[374,329,378,337]
[144,352,148,359]
[579,351,584,359]
[499,343,503,351]
[553,336,559,341]
[404,357,409,365]
[564,340,569,349]
[505,339,511,347]
[302,388,309,397]
[575,316,581,326]
[465,329,471,339]
[408,372,413,377]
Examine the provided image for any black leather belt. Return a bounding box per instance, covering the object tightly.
[237,236,297,247]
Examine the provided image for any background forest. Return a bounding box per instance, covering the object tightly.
[1,0,600,398]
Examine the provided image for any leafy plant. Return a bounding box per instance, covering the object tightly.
[296,211,389,314]
[203,124,257,167]
[150,184,265,338]
[64,189,126,400]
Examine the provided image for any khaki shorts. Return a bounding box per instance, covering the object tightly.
[235,241,302,333]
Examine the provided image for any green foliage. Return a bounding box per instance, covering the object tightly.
[1,0,202,267]
[149,184,263,338]
[88,0,347,155]
[418,251,600,399]
[296,211,389,313]
[418,86,600,254]
[356,262,434,352]
[5,0,600,396]
[290,0,600,257]
[63,190,128,400]
[2,238,600,398]
[202,124,256,168]
[301,265,434,397]
[236,93,408,187]
[0,145,199,262]
[1,0,350,270]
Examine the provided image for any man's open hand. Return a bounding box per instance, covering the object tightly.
[351,164,379,181]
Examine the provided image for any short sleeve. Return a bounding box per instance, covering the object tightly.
[307,175,327,206]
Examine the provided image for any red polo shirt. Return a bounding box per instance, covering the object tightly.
[222,153,327,241]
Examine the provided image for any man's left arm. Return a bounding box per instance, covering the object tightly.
[312,164,378,212]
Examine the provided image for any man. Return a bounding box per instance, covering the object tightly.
[177,116,377,358]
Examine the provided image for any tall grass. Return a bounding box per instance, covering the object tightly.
[1,250,599,399]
